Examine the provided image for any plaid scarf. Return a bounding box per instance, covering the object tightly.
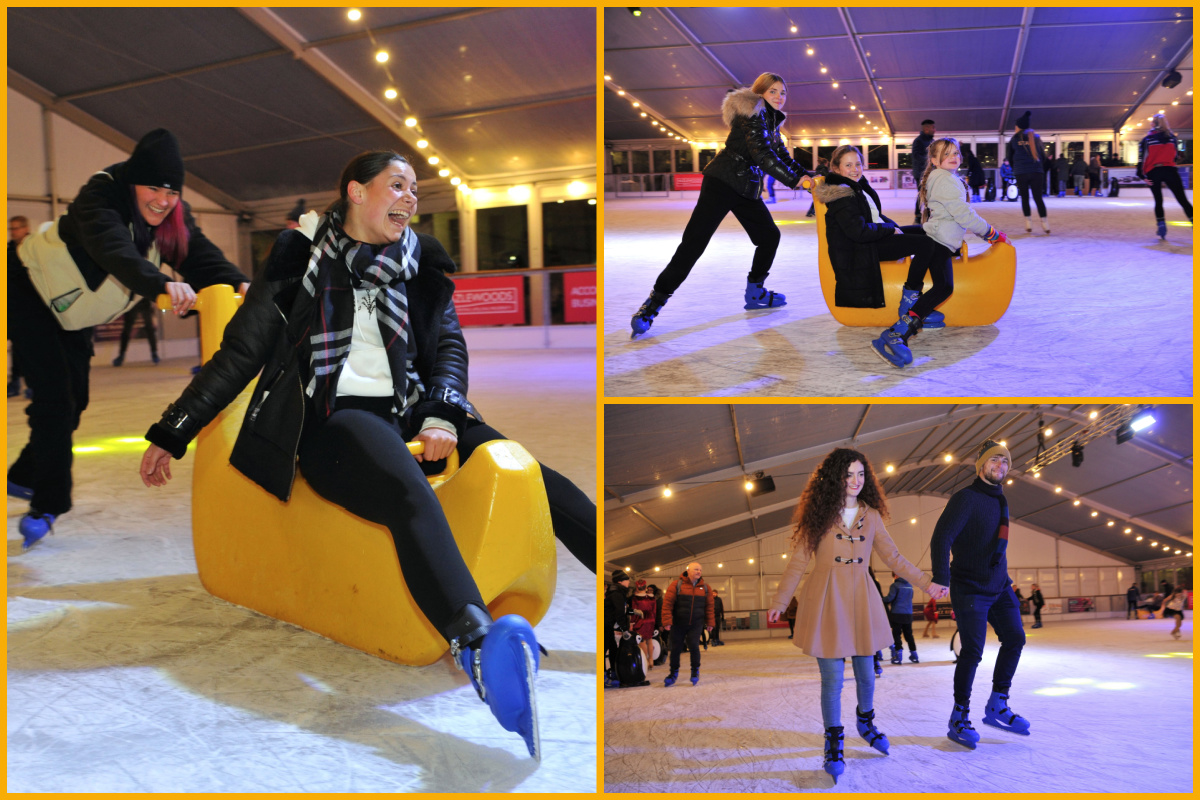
[294,211,421,419]
[969,477,1010,567]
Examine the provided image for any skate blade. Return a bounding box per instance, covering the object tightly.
[870,342,908,369]
[522,641,541,762]
[981,718,1030,735]
[947,732,978,749]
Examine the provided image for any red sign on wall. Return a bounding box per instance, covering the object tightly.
[673,173,704,191]
[450,275,525,326]
[563,272,596,323]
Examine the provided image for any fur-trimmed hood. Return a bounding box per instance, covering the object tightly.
[813,181,855,205]
[721,86,785,128]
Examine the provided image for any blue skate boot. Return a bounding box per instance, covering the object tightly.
[631,290,670,339]
[899,287,944,328]
[948,703,981,749]
[744,280,786,310]
[890,645,901,664]
[982,691,1030,735]
[19,511,55,550]
[690,666,699,686]
[856,706,890,754]
[451,607,542,760]
[8,480,33,500]
[823,726,845,783]
[1157,218,1167,240]
[871,314,918,368]
[663,669,678,687]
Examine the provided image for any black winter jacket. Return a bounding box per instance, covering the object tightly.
[911,132,934,176]
[146,228,476,501]
[703,87,808,200]
[814,172,898,308]
[1006,130,1045,177]
[58,161,248,298]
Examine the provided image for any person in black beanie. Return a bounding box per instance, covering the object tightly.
[8,128,250,548]
[930,439,1030,748]
[910,119,936,224]
[605,571,632,684]
[1006,110,1049,234]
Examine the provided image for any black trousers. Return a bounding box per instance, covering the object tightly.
[667,618,705,672]
[906,239,956,323]
[1127,599,1139,619]
[7,255,93,516]
[1015,172,1047,217]
[874,225,936,297]
[118,298,158,358]
[654,176,781,296]
[1033,605,1042,625]
[889,613,917,650]
[711,615,723,643]
[297,404,596,640]
[1147,166,1193,221]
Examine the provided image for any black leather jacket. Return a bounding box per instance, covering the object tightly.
[703,87,808,200]
[146,228,477,501]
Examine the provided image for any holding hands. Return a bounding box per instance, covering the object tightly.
[927,582,949,600]
[767,609,781,624]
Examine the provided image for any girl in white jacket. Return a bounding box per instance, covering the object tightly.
[872,138,1009,368]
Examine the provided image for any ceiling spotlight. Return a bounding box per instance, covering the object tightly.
[450,177,461,185]
[1091,511,1099,517]
[1107,521,1115,527]
[910,518,917,524]
[1073,500,1081,506]
[604,75,612,81]
[1006,479,1013,485]
[790,25,798,33]
[416,139,428,148]
[944,454,953,462]
[640,112,647,117]
[347,9,362,21]
[806,47,814,55]
[375,50,389,63]
[1124,528,1132,534]
[782,553,788,559]
[1136,535,1143,541]
[438,168,450,177]
[1055,486,1062,493]
[832,82,839,88]
[629,7,642,16]
[384,88,398,100]
[1131,408,1157,432]
[821,67,828,74]
[632,102,640,108]
[718,563,723,568]
[618,90,626,96]
[654,566,660,571]
[1071,441,1084,467]
[748,558,754,564]
[1175,549,1182,554]
[1151,542,1158,548]
[885,464,895,473]
[662,485,673,498]
[744,471,776,497]
[404,117,417,127]
[1033,471,1041,479]
[428,156,439,165]
[624,566,631,572]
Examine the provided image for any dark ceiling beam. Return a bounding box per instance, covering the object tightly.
[421,89,594,123]
[301,8,499,50]
[7,68,249,212]
[186,126,386,161]
[997,7,1035,133]
[836,7,895,135]
[59,49,289,102]
[1117,35,1194,130]
[657,7,741,86]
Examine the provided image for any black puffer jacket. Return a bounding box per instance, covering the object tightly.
[703,87,808,200]
[58,161,248,297]
[146,227,476,501]
[815,172,898,308]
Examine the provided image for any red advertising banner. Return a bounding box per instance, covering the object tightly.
[450,275,525,326]
[674,173,704,191]
[562,271,596,323]
[1067,597,1094,613]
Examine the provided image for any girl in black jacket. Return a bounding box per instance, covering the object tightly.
[814,145,943,328]
[8,128,250,548]
[139,150,596,760]
[630,72,809,338]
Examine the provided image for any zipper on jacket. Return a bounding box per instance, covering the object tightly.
[248,366,285,423]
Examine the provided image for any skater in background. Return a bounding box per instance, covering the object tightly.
[1162,585,1187,640]
[630,579,657,671]
[606,571,632,685]
[8,128,250,549]
[1070,153,1088,196]
[883,575,919,664]
[1137,113,1193,240]
[1055,152,1069,197]
[786,595,799,638]
[767,448,946,783]
[112,297,160,366]
[960,144,986,203]
[910,119,936,223]
[711,588,725,646]
[872,138,1009,368]
[1030,583,1045,628]
[814,145,943,329]
[630,72,810,338]
[931,440,1029,749]
[1126,583,1141,620]
[922,595,941,638]
[661,562,715,687]
[1005,111,1049,234]
[7,215,32,399]
[1088,155,1103,198]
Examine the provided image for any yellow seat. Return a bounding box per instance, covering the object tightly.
[811,176,1017,326]
[162,286,557,666]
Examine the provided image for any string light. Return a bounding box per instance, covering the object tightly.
[438,168,450,177]
[428,156,440,165]
[347,9,361,21]
[404,117,418,127]
[384,88,397,100]
[416,140,428,149]
[375,50,389,63]
[662,486,672,498]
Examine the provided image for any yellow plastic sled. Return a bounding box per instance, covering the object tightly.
[811,176,1017,326]
[160,286,556,666]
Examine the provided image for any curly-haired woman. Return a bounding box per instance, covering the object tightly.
[768,448,947,783]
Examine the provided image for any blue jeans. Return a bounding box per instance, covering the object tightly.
[816,656,875,729]
[950,584,1026,706]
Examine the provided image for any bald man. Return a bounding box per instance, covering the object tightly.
[662,561,715,686]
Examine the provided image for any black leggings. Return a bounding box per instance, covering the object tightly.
[874,225,936,296]
[654,176,781,295]
[1015,172,1047,217]
[1147,166,1193,221]
[297,403,596,640]
[905,239,956,323]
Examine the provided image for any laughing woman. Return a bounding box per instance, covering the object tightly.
[630,72,810,338]
[138,150,596,759]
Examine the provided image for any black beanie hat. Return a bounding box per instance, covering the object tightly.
[1015,110,1032,130]
[125,128,185,190]
[611,570,630,584]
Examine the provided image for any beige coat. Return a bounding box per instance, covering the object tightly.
[769,506,931,658]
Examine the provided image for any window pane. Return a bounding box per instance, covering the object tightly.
[611,150,629,174]
[818,145,837,167]
[698,149,716,170]
[630,150,649,173]
[793,146,814,170]
[652,150,672,173]
[674,149,693,173]
[896,144,912,171]
[542,199,596,267]
[476,205,528,270]
[866,144,888,169]
[976,142,998,167]
[410,211,460,264]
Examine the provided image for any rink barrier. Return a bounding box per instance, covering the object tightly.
[158,286,557,666]
[811,176,1017,326]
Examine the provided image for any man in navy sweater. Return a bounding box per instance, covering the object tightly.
[930,440,1030,749]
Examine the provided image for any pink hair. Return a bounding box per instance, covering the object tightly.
[155,198,189,265]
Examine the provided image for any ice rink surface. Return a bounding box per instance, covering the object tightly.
[604,191,1193,397]
[603,617,1192,792]
[8,349,597,793]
